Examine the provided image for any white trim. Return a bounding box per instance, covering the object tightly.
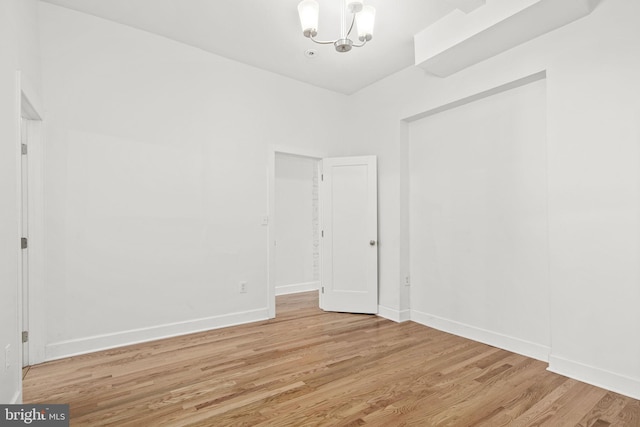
[411,309,550,362]
[15,72,24,375]
[275,281,320,296]
[548,355,640,400]
[11,390,22,404]
[377,305,411,323]
[17,72,43,120]
[44,308,269,361]
[24,119,45,366]
[267,145,327,319]
[400,69,547,123]
[17,71,46,366]
[403,71,546,123]
[270,145,328,161]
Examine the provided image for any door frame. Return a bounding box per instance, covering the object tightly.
[16,71,45,366]
[267,146,327,318]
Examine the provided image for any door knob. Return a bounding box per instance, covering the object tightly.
[370,240,376,246]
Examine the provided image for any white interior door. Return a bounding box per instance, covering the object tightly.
[20,118,29,367]
[320,156,378,314]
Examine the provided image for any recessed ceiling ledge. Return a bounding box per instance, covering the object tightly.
[415,0,600,77]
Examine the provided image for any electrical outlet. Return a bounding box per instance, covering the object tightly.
[404,276,410,286]
[5,344,11,371]
[239,281,247,293]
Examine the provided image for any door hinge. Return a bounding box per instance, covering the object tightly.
[321,174,324,181]
[321,286,324,294]
[21,144,27,155]
[22,331,28,343]
[321,230,324,237]
[21,237,28,249]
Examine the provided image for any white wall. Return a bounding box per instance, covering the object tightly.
[349,0,640,399]
[409,78,550,360]
[274,154,319,295]
[38,3,348,360]
[0,0,41,404]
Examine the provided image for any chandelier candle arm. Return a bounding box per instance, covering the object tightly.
[309,36,336,45]
[347,14,356,37]
[340,0,346,39]
[297,0,375,53]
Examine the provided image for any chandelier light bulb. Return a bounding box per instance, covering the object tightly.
[356,5,376,41]
[298,0,319,38]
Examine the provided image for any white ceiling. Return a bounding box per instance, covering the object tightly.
[39,0,458,94]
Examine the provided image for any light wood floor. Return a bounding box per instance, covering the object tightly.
[24,292,639,426]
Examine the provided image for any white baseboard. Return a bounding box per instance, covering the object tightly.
[377,305,411,323]
[45,308,269,361]
[11,389,22,404]
[410,309,550,362]
[275,281,320,296]
[548,355,640,400]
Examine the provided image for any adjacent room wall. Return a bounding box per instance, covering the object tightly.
[0,0,41,404]
[348,0,640,398]
[274,154,320,295]
[38,3,348,360]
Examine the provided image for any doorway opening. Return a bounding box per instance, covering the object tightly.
[274,153,321,298]
[268,148,325,318]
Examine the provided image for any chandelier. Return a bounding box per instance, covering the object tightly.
[297,0,376,53]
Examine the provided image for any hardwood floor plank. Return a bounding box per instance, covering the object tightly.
[476,371,569,426]
[614,400,640,426]
[576,392,632,427]
[23,291,640,426]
